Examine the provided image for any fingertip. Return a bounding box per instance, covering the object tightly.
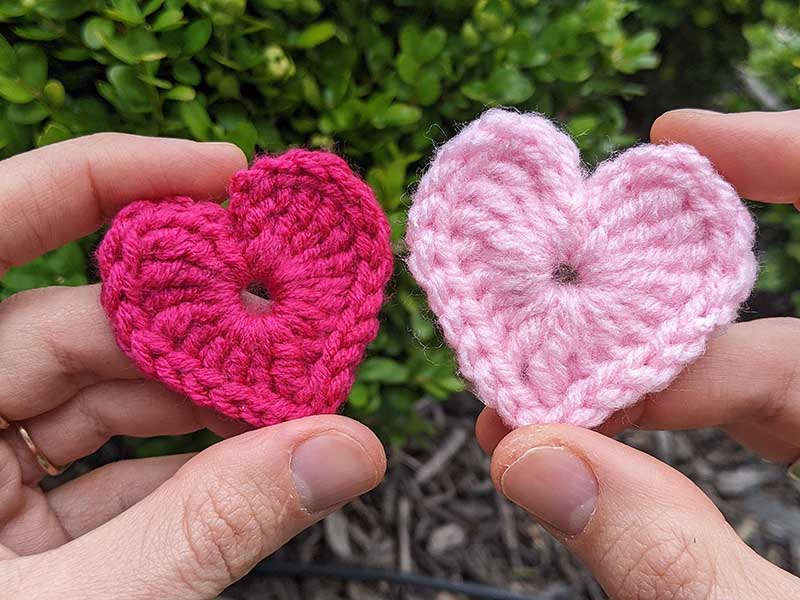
[649,108,800,203]
[197,141,249,171]
[475,408,511,454]
[650,108,722,143]
[490,423,577,487]
[256,414,387,473]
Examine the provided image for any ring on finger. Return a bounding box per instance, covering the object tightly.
[16,423,71,476]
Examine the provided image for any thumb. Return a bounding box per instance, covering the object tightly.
[491,424,800,600]
[14,415,385,599]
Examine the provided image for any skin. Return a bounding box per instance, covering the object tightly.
[0,134,387,598]
[0,110,798,598]
[479,110,800,599]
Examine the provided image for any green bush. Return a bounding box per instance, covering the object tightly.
[0,0,795,445]
[742,1,800,313]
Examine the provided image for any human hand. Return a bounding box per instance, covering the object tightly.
[477,110,800,599]
[0,134,386,599]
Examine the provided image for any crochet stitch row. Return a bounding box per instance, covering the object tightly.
[406,109,757,428]
[98,149,393,427]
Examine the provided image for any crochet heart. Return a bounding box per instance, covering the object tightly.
[407,109,757,429]
[98,149,393,427]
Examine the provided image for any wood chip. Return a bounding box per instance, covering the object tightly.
[323,510,352,559]
[398,496,414,572]
[415,428,468,485]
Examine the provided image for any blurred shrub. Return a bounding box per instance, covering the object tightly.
[0,0,793,445]
[745,0,800,106]
[741,1,800,312]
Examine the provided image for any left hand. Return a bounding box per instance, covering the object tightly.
[0,134,386,598]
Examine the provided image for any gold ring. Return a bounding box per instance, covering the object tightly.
[0,413,10,430]
[16,424,70,476]
[789,457,800,482]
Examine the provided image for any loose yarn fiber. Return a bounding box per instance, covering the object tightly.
[407,109,757,429]
[98,149,393,427]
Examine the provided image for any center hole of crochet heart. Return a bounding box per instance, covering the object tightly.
[240,281,272,313]
[551,263,580,285]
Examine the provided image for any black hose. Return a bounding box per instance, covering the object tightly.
[252,560,550,600]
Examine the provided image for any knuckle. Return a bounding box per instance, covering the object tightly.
[598,518,719,600]
[176,473,277,589]
[72,388,110,440]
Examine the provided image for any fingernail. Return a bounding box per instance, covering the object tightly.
[501,446,598,535]
[667,108,722,117]
[291,433,377,512]
[202,141,246,155]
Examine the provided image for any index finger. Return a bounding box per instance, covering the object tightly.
[0,133,247,276]
[650,109,800,204]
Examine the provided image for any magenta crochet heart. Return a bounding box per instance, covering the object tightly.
[98,149,393,427]
[407,109,757,429]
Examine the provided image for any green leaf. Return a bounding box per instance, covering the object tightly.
[0,0,25,18]
[399,21,422,52]
[36,122,73,146]
[396,53,419,84]
[415,68,441,106]
[415,27,447,63]
[295,21,337,49]
[372,103,421,129]
[16,45,48,90]
[612,29,660,74]
[358,357,410,384]
[105,0,145,25]
[101,35,138,64]
[173,61,202,85]
[43,80,65,106]
[179,100,212,140]
[184,19,213,55]
[33,0,92,19]
[348,383,370,409]
[1,242,86,295]
[219,120,258,157]
[142,0,165,16]
[81,18,115,50]
[137,73,172,88]
[12,25,64,41]
[107,65,151,112]
[128,29,166,61]
[0,75,34,103]
[6,101,48,124]
[486,66,534,103]
[164,85,196,101]
[152,8,185,32]
[0,34,16,74]
[52,46,92,62]
[548,58,592,83]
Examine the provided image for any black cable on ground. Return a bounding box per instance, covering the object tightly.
[253,560,549,600]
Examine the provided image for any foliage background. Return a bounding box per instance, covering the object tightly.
[0,0,797,448]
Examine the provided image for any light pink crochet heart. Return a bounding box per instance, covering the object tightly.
[407,109,757,429]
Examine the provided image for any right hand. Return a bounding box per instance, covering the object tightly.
[477,109,800,600]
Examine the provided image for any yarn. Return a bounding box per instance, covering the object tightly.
[406,109,757,429]
[97,149,393,427]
